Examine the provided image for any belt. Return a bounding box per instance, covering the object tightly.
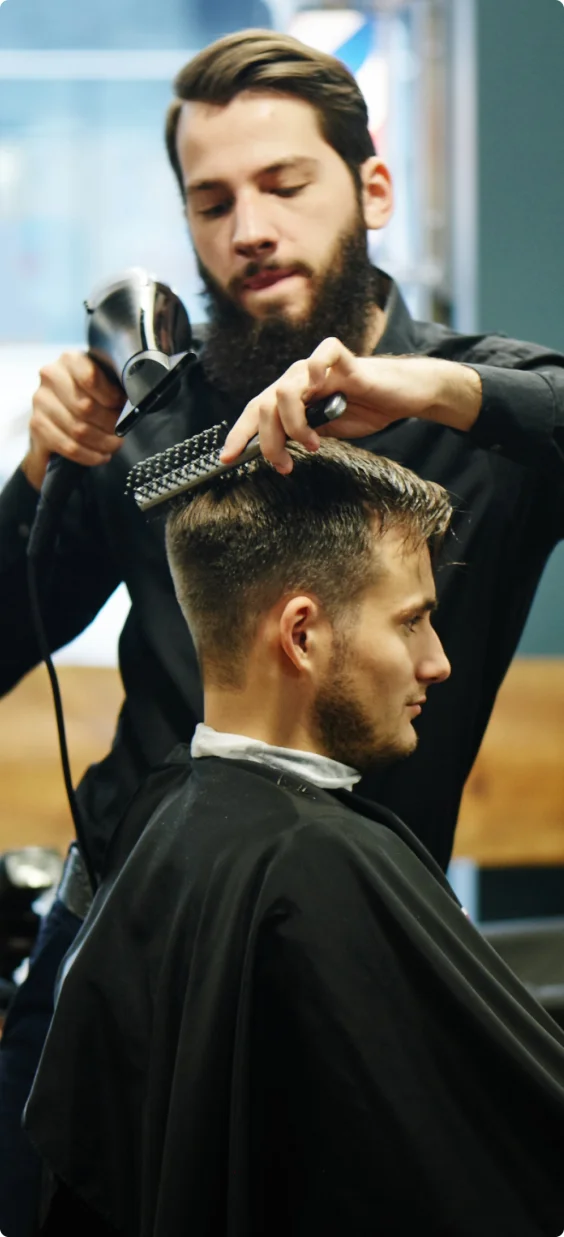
[56,843,94,921]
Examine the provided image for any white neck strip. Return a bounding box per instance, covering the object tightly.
[191,723,361,792]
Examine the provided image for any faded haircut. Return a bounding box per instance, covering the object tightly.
[165,29,375,201]
[166,439,452,690]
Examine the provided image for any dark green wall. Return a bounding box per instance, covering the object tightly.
[476,0,564,653]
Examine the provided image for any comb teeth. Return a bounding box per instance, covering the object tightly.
[126,393,347,513]
[125,421,258,511]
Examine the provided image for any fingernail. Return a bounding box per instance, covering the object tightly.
[307,432,320,451]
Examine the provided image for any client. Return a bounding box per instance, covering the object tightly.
[26,441,564,1236]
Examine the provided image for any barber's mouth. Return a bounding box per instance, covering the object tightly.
[407,699,426,715]
[243,270,299,292]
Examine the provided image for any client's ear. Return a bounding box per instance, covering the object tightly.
[278,596,332,676]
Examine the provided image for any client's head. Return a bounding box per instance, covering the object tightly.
[166,439,452,773]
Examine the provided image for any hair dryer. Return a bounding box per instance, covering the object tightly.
[87,266,195,437]
[27,267,195,560]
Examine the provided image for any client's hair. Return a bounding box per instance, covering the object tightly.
[166,439,452,689]
[165,29,375,201]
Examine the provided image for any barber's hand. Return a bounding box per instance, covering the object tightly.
[221,337,482,474]
[22,351,126,491]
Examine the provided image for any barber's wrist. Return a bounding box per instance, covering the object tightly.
[426,361,483,433]
[21,444,50,493]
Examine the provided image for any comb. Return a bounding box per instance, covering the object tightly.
[126,392,346,512]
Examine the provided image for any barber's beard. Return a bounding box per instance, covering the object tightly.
[197,216,377,408]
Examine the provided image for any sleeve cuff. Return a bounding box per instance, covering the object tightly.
[466,364,557,467]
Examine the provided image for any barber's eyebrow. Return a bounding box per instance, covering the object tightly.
[185,157,318,198]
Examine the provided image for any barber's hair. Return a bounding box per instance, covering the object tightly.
[166,439,452,689]
[165,29,376,200]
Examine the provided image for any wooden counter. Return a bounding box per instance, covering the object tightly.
[0,664,124,856]
[453,659,564,866]
[0,659,563,867]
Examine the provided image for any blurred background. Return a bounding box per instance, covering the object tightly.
[0,0,563,945]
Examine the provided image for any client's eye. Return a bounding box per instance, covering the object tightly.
[404,615,422,633]
[273,185,307,198]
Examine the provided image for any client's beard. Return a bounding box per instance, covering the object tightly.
[197,216,378,408]
[311,635,418,775]
[312,670,417,774]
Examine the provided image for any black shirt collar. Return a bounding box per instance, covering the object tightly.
[373,268,418,356]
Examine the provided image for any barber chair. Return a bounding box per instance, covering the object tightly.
[0,847,63,1016]
[482,917,564,1030]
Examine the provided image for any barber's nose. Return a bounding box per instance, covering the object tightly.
[419,629,451,686]
[232,193,277,257]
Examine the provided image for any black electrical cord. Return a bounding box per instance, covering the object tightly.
[26,524,98,896]
[22,344,197,900]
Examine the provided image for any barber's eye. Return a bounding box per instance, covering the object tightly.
[405,615,422,633]
[199,202,231,218]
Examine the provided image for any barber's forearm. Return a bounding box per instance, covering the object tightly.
[465,363,564,470]
[423,361,483,433]
[0,467,40,569]
[0,470,43,694]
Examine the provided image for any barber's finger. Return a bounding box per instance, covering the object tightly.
[81,402,125,438]
[305,336,356,392]
[220,402,262,461]
[31,389,123,459]
[39,352,124,414]
[37,360,124,430]
[34,381,123,441]
[274,372,321,451]
[30,409,113,467]
[221,361,340,471]
[257,399,294,473]
[61,351,126,409]
[222,359,311,463]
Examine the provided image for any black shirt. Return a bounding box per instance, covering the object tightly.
[1,271,563,871]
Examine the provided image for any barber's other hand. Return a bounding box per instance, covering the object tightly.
[221,337,482,474]
[22,351,126,491]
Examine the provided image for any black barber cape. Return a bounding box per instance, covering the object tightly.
[26,753,564,1236]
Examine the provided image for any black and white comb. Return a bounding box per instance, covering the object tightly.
[126,392,346,512]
